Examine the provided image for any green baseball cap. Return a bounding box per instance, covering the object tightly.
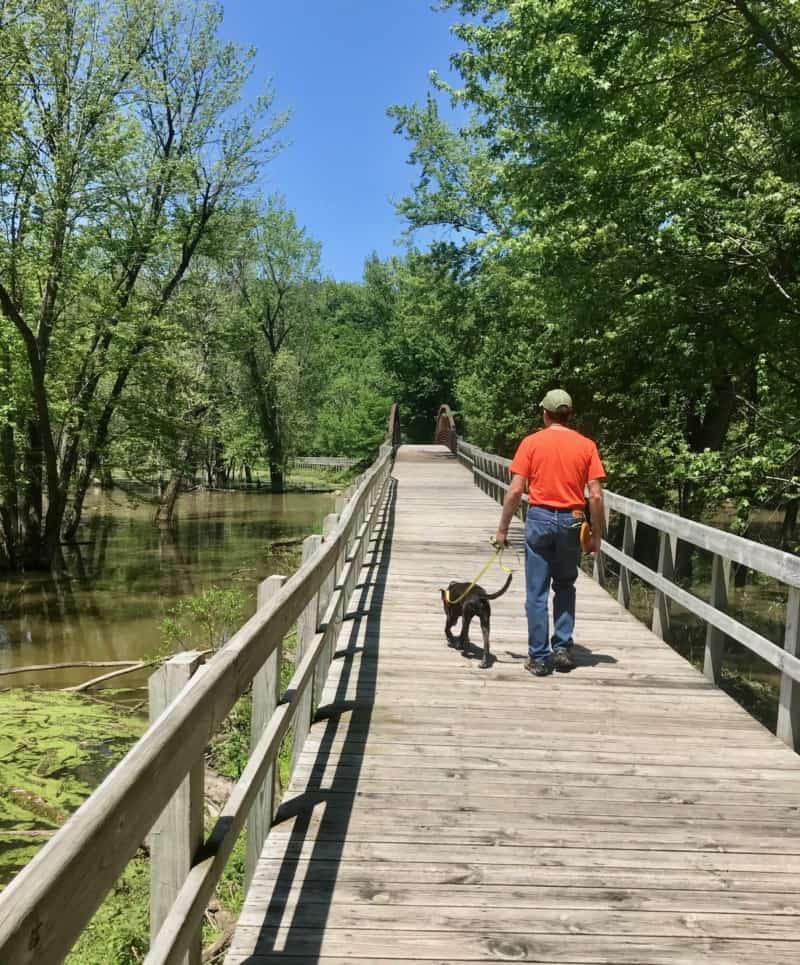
[540,388,573,412]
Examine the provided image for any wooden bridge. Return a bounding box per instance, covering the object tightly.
[2,406,800,964]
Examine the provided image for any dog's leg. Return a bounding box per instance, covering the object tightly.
[445,615,457,645]
[459,612,473,657]
[479,610,491,669]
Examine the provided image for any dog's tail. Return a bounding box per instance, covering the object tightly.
[485,573,512,600]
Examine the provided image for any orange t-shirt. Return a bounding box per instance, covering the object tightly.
[509,425,605,508]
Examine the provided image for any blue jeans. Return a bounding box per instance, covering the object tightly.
[525,506,583,662]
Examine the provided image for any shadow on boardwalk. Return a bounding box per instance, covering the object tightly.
[241,477,397,961]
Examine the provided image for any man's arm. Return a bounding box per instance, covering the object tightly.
[495,474,527,546]
[587,478,604,554]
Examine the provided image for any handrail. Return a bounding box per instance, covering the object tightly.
[0,408,399,963]
[455,436,800,751]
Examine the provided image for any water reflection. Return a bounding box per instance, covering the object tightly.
[0,489,334,687]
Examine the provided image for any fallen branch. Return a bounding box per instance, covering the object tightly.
[268,536,303,549]
[7,829,58,840]
[64,662,151,693]
[0,660,140,678]
[62,649,214,694]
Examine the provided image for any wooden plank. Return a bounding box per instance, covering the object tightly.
[261,870,800,903]
[230,931,800,964]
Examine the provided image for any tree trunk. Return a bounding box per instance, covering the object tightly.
[0,422,19,569]
[782,498,799,549]
[63,463,93,542]
[673,374,738,584]
[154,472,183,527]
[269,462,284,494]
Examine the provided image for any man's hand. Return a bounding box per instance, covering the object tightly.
[494,530,508,549]
[589,529,602,555]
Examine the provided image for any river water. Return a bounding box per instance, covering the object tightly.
[0,488,335,690]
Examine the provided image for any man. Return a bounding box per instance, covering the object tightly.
[495,389,605,676]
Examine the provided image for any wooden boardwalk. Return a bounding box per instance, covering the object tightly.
[228,445,800,965]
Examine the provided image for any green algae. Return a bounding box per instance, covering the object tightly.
[0,689,145,883]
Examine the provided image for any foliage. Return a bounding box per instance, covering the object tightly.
[224,196,323,488]
[160,586,247,653]
[208,692,252,780]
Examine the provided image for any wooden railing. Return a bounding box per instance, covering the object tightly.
[455,437,800,751]
[0,418,399,964]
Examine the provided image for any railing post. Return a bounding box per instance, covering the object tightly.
[777,587,800,750]
[652,531,675,640]
[703,553,728,684]
[314,513,341,708]
[246,574,287,890]
[292,534,323,770]
[335,483,353,515]
[593,503,610,586]
[617,515,636,609]
[148,651,205,965]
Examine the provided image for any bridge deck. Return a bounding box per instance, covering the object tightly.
[227,445,800,964]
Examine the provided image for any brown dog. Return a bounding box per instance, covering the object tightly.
[440,574,512,669]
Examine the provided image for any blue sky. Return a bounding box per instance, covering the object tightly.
[220,1,465,282]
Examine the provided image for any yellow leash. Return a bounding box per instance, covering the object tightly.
[444,541,517,606]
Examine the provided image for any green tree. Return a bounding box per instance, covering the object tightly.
[227,197,322,491]
[0,0,287,568]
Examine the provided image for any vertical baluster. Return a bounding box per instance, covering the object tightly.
[592,503,610,586]
[651,531,675,641]
[313,514,340,710]
[292,534,322,770]
[703,553,728,685]
[617,515,636,609]
[246,574,287,889]
[148,651,204,965]
[777,587,800,751]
